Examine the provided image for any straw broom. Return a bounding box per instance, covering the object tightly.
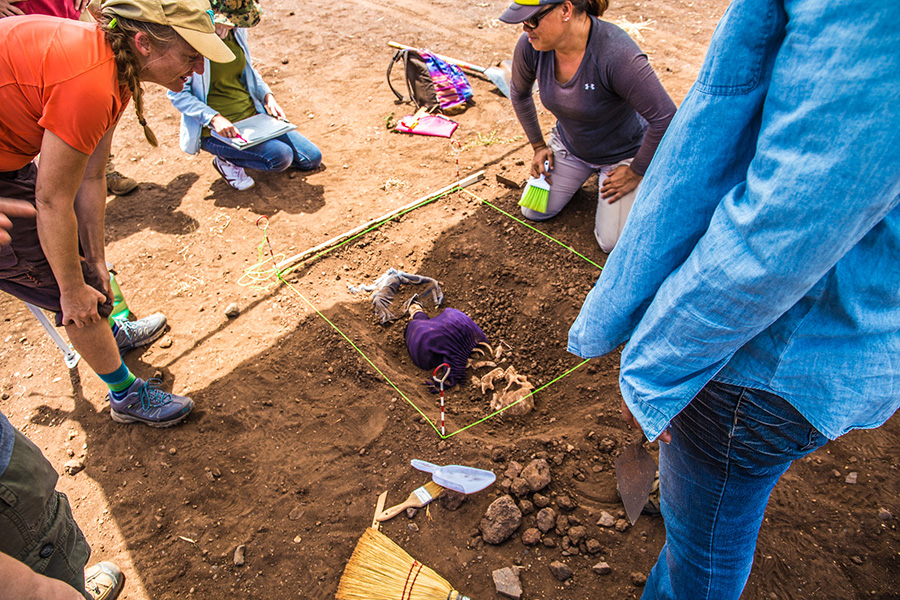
[336,528,473,600]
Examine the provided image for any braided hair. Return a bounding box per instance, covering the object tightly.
[570,0,609,17]
[96,12,180,146]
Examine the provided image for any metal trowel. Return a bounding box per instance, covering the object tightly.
[614,437,658,525]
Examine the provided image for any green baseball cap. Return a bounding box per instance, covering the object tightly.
[100,0,235,62]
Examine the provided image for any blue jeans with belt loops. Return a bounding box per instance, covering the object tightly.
[200,130,322,173]
[643,381,828,600]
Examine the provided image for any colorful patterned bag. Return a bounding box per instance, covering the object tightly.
[387,49,473,115]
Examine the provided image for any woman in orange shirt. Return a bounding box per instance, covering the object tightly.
[0,0,232,427]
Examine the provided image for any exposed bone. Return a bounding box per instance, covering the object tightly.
[470,360,497,370]
[480,367,506,394]
[471,341,493,358]
[490,385,535,416]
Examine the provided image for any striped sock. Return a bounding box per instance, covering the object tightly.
[99,361,136,400]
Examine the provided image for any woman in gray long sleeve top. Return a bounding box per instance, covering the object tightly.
[500,0,675,252]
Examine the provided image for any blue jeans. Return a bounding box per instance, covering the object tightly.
[200,130,322,172]
[643,381,828,600]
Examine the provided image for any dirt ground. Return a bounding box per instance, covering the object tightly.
[1,0,898,598]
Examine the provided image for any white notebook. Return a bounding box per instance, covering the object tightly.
[210,113,296,149]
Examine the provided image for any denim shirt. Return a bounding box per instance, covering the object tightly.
[568,0,900,441]
[167,28,272,155]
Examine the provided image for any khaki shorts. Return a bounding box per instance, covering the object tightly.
[0,429,91,598]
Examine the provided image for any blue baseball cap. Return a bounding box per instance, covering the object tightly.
[499,0,565,24]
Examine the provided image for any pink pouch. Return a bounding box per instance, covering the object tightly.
[395,113,459,138]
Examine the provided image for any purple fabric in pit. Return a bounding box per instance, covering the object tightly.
[404,308,487,388]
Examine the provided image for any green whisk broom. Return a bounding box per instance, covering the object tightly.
[518,160,550,213]
[336,527,473,600]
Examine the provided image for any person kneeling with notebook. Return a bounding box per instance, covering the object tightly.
[167,0,322,190]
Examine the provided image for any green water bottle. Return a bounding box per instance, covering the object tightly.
[106,262,130,325]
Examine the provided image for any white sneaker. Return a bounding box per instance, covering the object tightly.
[213,156,255,190]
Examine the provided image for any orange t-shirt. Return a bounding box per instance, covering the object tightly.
[0,16,130,172]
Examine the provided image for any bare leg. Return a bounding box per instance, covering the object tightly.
[65,319,121,375]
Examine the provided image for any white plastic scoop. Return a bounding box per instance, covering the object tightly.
[410,459,496,494]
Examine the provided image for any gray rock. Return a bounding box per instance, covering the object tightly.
[233,544,245,567]
[593,562,612,575]
[536,507,557,533]
[406,508,418,518]
[407,522,419,532]
[597,511,616,527]
[533,493,551,508]
[549,561,573,581]
[877,507,893,521]
[845,471,858,484]
[64,459,84,476]
[480,495,522,544]
[521,458,552,492]
[225,303,240,318]
[492,567,523,600]
[521,528,541,546]
[439,489,466,511]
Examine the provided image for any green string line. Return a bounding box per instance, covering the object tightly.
[260,185,599,438]
[461,188,604,271]
[440,358,591,438]
[278,276,446,437]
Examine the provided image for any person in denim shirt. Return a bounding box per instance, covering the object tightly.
[168,0,321,191]
[567,0,900,597]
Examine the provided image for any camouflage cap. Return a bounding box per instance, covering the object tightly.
[211,0,261,28]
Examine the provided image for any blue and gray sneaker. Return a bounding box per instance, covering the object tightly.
[109,377,193,428]
[113,313,167,355]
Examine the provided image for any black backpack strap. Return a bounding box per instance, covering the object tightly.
[403,50,421,108]
[386,49,407,102]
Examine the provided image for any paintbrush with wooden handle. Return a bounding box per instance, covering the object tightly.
[375,481,444,522]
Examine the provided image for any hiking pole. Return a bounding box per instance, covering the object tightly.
[25,302,80,368]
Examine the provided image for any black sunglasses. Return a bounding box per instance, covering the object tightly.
[523,3,560,29]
